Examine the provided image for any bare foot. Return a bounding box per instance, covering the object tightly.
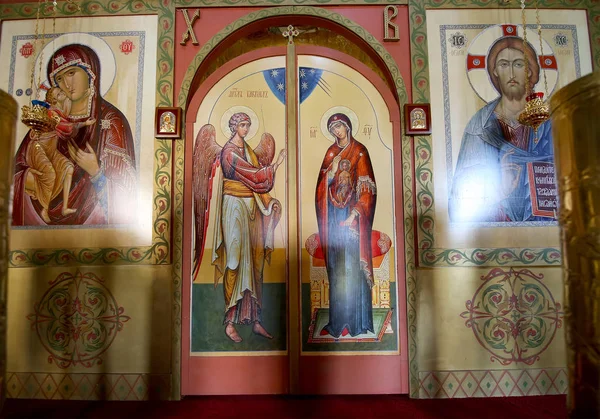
[252,322,273,339]
[225,323,242,343]
[41,208,51,223]
[62,207,77,216]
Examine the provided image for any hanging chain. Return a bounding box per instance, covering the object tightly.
[52,0,57,81]
[29,0,42,98]
[36,0,49,99]
[52,0,56,40]
[536,0,549,97]
[520,0,531,97]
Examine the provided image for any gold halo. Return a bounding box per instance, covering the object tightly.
[320,106,360,142]
[220,106,259,141]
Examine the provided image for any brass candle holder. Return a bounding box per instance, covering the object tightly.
[551,71,600,419]
[0,89,17,413]
[20,100,58,134]
[518,92,550,134]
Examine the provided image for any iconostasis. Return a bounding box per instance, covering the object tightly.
[0,0,597,401]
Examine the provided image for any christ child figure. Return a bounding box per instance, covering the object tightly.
[25,87,95,223]
[331,159,353,209]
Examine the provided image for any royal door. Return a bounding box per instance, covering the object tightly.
[180,10,410,395]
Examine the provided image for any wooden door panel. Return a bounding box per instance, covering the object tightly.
[296,53,409,394]
[183,54,290,395]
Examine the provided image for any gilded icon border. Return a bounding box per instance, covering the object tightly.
[156,106,182,139]
[404,103,432,135]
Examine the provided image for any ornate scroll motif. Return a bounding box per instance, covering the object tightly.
[27,271,130,369]
[460,267,563,366]
[422,247,561,267]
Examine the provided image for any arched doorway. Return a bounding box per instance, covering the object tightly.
[180,11,409,395]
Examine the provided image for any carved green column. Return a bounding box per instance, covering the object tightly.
[551,71,600,418]
[0,90,17,410]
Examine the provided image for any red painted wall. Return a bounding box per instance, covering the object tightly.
[174,7,264,103]
[174,6,412,106]
[177,5,412,395]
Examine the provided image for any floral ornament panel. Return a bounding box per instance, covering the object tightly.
[460,268,563,366]
[27,271,130,369]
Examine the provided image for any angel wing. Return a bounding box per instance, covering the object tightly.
[253,132,276,166]
[192,124,222,280]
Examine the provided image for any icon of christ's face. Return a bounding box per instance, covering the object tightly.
[492,47,530,101]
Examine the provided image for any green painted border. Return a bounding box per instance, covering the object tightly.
[176,5,417,396]
[2,0,174,267]
[402,115,418,396]
[409,0,599,269]
[421,247,561,266]
[10,246,159,266]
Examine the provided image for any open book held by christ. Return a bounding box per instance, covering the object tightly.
[527,161,558,218]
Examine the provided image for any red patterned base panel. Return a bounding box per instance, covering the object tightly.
[6,372,171,401]
[419,368,568,398]
[307,308,392,343]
